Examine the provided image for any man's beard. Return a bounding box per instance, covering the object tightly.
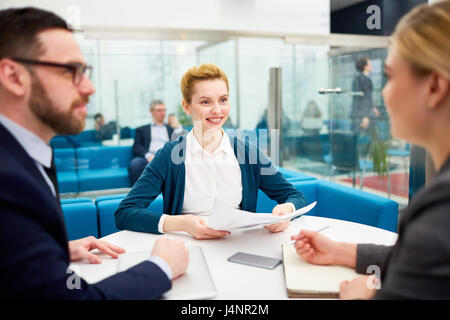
[29,75,88,135]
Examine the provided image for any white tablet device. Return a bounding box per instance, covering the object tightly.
[117,246,217,300]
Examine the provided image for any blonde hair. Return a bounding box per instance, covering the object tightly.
[392,1,450,79]
[180,63,229,103]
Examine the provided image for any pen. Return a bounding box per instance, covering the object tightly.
[286,225,330,245]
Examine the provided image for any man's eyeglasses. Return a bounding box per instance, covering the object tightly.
[11,57,93,86]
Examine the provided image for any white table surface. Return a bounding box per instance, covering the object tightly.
[70,216,398,300]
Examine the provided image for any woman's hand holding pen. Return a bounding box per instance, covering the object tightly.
[290,229,357,268]
[290,229,336,265]
[291,229,366,299]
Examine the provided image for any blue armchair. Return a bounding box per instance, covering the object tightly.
[62,200,99,240]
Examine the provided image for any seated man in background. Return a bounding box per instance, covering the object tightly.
[128,100,173,185]
[0,7,188,299]
[94,112,105,132]
[93,112,116,141]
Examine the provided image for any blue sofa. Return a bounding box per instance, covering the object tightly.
[55,146,134,194]
[61,180,398,240]
[90,180,397,239]
[257,179,398,232]
[51,128,136,149]
[54,144,317,194]
[96,194,164,237]
[61,200,99,240]
[51,130,102,149]
[94,193,128,205]
[60,197,92,205]
[76,146,133,192]
[54,148,78,194]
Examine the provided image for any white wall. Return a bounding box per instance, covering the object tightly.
[0,0,329,35]
[0,0,331,130]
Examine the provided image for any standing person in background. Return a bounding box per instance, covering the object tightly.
[351,57,380,134]
[350,57,381,171]
[291,1,450,300]
[0,7,188,299]
[128,100,174,185]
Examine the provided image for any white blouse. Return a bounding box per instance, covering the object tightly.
[157,129,242,232]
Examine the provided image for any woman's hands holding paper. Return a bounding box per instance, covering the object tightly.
[183,215,231,240]
[264,203,293,233]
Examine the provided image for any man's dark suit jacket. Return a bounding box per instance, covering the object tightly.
[351,72,375,133]
[356,157,450,299]
[0,122,171,299]
[132,124,174,158]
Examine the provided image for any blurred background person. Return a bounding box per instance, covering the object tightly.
[301,100,322,136]
[94,112,105,131]
[128,99,174,185]
[93,112,117,141]
[350,56,380,135]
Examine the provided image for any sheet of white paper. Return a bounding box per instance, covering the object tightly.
[207,201,317,231]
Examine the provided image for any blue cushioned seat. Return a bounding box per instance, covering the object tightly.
[62,201,99,240]
[62,178,397,239]
[257,179,398,232]
[76,146,132,191]
[96,194,163,237]
[312,180,397,231]
[94,193,128,205]
[78,168,130,191]
[54,148,78,193]
[72,130,102,147]
[60,197,92,205]
[50,136,76,149]
[56,172,78,193]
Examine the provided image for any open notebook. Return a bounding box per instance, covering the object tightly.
[282,244,359,298]
[117,246,217,300]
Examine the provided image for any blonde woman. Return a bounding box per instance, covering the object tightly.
[116,63,306,239]
[291,1,450,299]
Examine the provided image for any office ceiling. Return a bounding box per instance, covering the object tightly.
[330,0,370,12]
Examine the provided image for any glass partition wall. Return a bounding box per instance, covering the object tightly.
[72,33,410,207]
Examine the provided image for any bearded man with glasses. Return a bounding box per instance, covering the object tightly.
[0,7,188,300]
